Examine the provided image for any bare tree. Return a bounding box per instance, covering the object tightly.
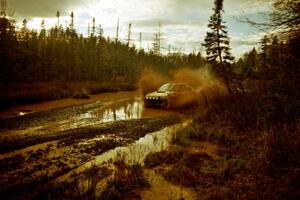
[245,0,300,39]
[56,11,60,26]
[115,18,119,44]
[70,11,74,30]
[126,23,132,47]
[92,17,96,36]
[152,23,162,55]
[139,32,142,50]
[0,0,7,16]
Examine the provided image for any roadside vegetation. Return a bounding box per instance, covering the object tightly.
[144,91,299,199]
[141,0,300,199]
[37,161,149,200]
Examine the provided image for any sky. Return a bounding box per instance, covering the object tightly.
[7,0,271,57]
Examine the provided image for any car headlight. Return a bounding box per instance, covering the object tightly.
[146,96,162,100]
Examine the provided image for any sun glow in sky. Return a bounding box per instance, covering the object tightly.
[10,0,270,57]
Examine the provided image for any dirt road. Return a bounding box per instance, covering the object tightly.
[0,92,183,199]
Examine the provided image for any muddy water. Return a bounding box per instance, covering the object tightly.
[1,91,189,199]
[0,91,141,118]
[54,119,196,199]
[77,98,175,123]
[95,119,192,165]
[56,120,192,181]
[0,90,175,126]
[0,91,174,120]
[45,97,176,133]
[1,95,176,141]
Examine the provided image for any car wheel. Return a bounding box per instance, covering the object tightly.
[162,101,170,109]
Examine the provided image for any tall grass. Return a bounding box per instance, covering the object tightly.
[142,77,300,199]
[99,162,149,200]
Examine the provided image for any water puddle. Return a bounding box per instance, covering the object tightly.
[51,98,176,132]
[56,120,192,183]
[0,91,141,119]
[77,98,144,123]
[1,97,176,140]
[75,97,176,123]
[53,119,196,199]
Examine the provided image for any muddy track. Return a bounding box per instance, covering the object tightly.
[0,97,185,199]
[0,116,181,153]
[0,101,104,130]
[0,116,181,199]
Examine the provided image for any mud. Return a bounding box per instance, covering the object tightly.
[0,94,183,199]
[0,97,176,153]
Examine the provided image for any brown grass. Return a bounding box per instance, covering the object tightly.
[99,162,149,200]
[142,79,300,200]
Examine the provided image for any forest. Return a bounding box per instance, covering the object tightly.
[0,12,205,83]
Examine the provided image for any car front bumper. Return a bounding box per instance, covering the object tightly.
[144,97,167,107]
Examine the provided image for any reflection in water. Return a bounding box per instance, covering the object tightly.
[19,112,27,116]
[79,98,144,123]
[56,120,192,183]
[55,120,195,199]
[94,120,192,165]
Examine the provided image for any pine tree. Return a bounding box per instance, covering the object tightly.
[0,15,18,81]
[243,48,258,75]
[260,35,270,71]
[19,19,30,47]
[202,0,234,66]
[39,20,46,39]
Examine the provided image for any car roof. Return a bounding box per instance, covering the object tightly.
[164,83,189,86]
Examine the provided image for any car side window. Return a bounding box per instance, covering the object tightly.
[176,85,184,92]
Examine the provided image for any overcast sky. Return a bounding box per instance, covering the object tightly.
[8,0,271,57]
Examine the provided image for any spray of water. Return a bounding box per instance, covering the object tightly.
[138,68,168,95]
[138,65,227,108]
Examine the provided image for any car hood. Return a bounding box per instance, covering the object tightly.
[145,91,171,98]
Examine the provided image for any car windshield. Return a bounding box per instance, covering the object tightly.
[157,84,174,92]
[157,83,191,92]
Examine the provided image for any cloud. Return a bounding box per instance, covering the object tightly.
[7,0,268,57]
[231,36,259,46]
[132,18,204,28]
[8,0,86,18]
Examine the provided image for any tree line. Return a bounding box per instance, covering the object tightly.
[0,11,206,84]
